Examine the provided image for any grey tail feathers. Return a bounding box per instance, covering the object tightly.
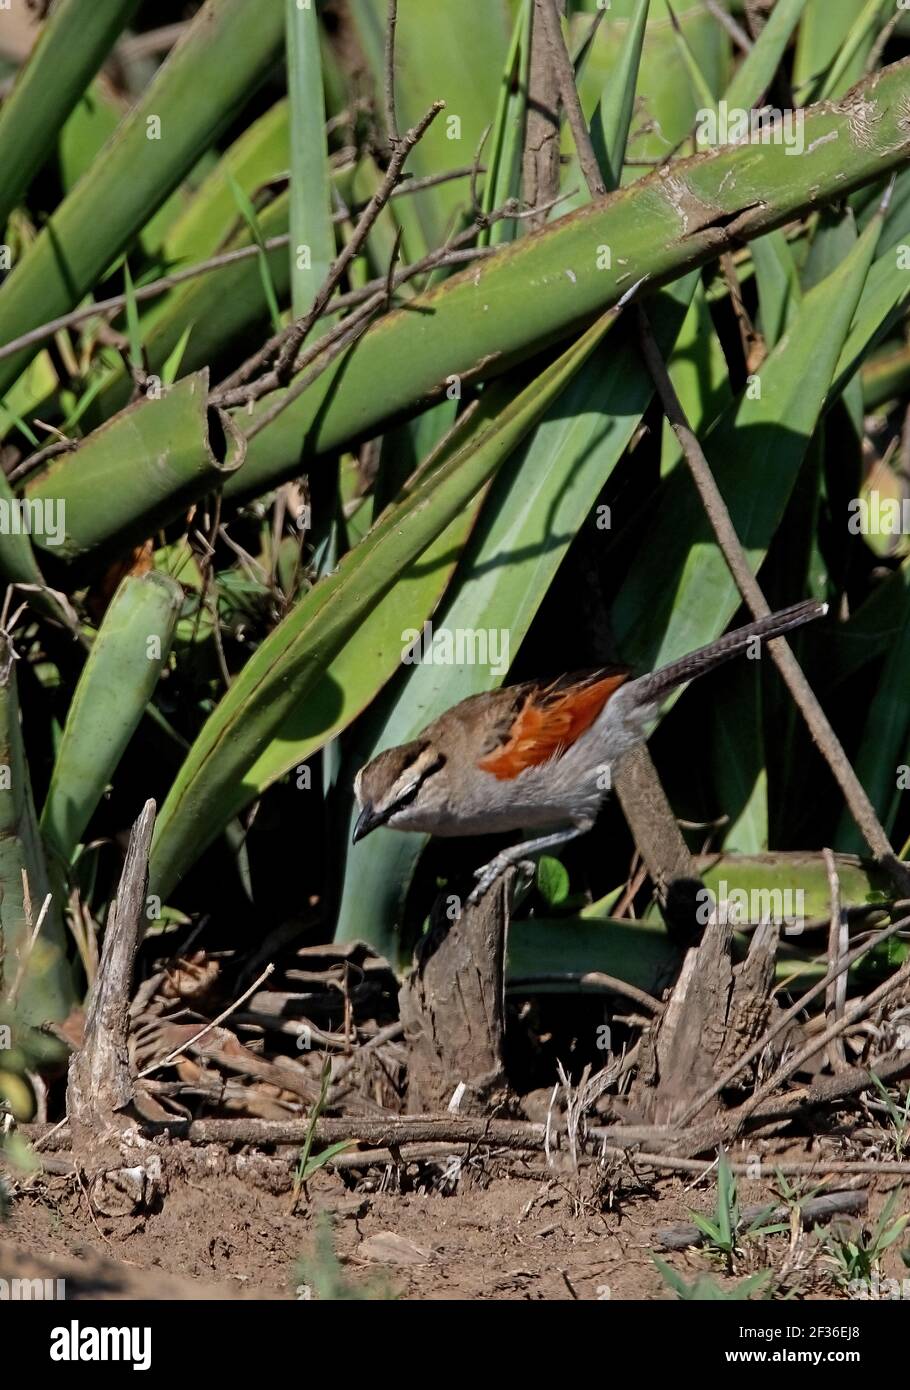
[632,599,828,706]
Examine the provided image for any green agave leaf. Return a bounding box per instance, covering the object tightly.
[724,0,809,111]
[669,3,717,116]
[58,79,192,253]
[590,0,650,191]
[154,99,290,273]
[862,340,910,410]
[612,202,884,673]
[148,310,618,900]
[816,0,891,104]
[824,554,910,687]
[829,236,910,403]
[40,571,183,864]
[835,597,910,853]
[751,230,802,349]
[712,664,768,854]
[0,0,140,231]
[803,206,859,293]
[507,916,677,997]
[34,60,910,559]
[573,0,729,193]
[93,191,294,423]
[479,0,531,248]
[286,0,334,319]
[59,81,121,193]
[661,276,731,475]
[0,0,287,398]
[794,0,868,97]
[0,639,73,1026]
[349,0,511,249]
[242,423,496,796]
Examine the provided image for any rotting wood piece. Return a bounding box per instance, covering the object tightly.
[66,799,156,1157]
[398,870,514,1114]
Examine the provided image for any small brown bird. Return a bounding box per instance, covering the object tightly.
[353,599,827,903]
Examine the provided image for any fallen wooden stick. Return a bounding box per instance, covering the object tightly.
[654,1190,867,1251]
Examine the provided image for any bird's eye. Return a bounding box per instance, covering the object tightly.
[393,780,421,809]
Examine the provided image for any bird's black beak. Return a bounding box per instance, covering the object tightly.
[352,802,381,844]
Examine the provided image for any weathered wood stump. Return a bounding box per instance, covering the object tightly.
[398,870,514,1114]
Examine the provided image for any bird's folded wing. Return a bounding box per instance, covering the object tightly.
[477,670,628,779]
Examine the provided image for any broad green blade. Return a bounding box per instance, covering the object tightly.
[57,79,192,253]
[835,581,910,852]
[816,0,891,103]
[0,0,287,397]
[712,664,768,854]
[25,59,910,560]
[0,639,73,1026]
[612,206,885,673]
[242,412,498,799]
[660,276,731,474]
[794,0,867,95]
[153,99,291,272]
[40,573,183,864]
[573,0,729,193]
[724,0,809,110]
[507,917,677,997]
[830,241,910,402]
[0,0,140,231]
[148,311,618,900]
[590,0,650,191]
[349,0,510,250]
[92,190,295,422]
[479,0,531,247]
[751,230,802,349]
[286,0,334,318]
[668,2,717,115]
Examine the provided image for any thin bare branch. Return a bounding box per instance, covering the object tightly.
[636,309,910,895]
[0,165,482,374]
[701,0,753,54]
[540,0,606,199]
[384,0,400,149]
[212,100,445,412]
[824,847,849,1072]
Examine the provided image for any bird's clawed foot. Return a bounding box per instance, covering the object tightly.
[466,854,536,908]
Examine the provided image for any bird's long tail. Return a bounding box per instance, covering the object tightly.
[630,599,827,706]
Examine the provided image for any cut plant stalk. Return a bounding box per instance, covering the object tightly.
[25,371,246,560]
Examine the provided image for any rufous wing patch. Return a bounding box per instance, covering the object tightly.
[477,672,628,780]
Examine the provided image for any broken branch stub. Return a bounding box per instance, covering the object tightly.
[67,798,156,1152]
[398,873,513,1114]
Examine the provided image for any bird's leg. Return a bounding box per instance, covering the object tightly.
[466,823,592,906]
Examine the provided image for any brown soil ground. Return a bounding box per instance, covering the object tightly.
[3,1152,903,1301]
